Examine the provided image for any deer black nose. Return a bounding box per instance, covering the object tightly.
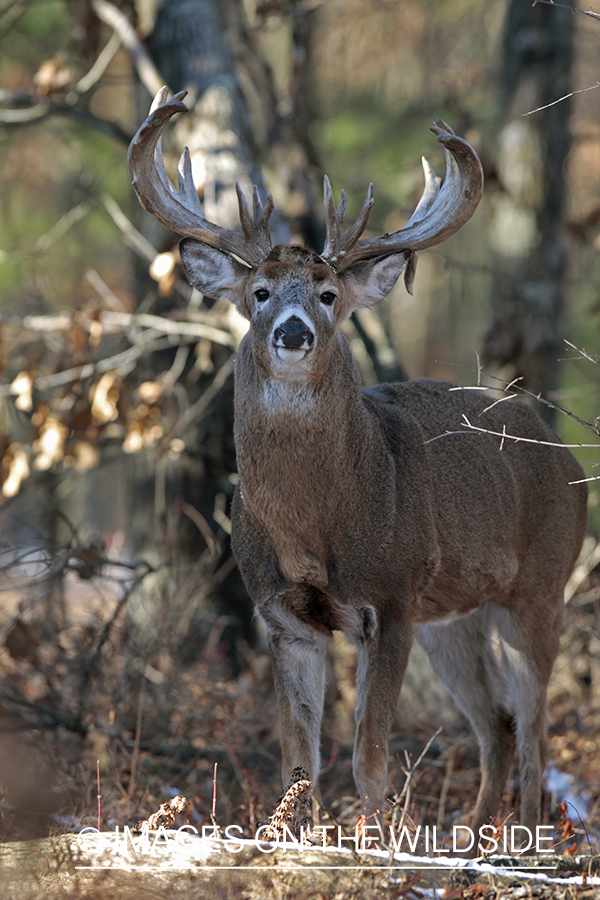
[274,316,314,350]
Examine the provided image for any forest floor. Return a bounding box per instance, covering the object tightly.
[0,555,599,898]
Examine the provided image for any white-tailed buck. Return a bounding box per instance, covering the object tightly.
[129,88,587,836]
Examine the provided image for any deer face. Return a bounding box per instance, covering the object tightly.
[181,241,342,382]
[244,246,340,382]
[181,240,412,384]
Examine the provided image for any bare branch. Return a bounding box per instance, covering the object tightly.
[75,31,123,95]
[91,0,164,97]
[101,193,157,264]
[102,311,236,347]
[84,268,128,312]
[460,414,600,449]
[564,538,600,602]
[162,355,235,445]
[480,393,518,416]
[101,193,195,304]
[564,339,599,365]
[0,97,48,123]
[523,82,600,116]
[0,337,161,397]
[0,91,131,142]
[0,201,92,264]
[35,201,92,254]
[444,352,600,437]
[0,0,37,42]
[532,0,600,22]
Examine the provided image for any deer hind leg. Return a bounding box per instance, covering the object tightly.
[493,599,563,832]
[262,604,329,790]
[418,607,515,835]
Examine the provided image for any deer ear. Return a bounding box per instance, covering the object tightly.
[180,238,250,310]
[342,251,410,310]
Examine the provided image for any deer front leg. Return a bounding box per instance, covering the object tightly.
[232,491,330,789]
[261,599,330,788]
[352,611,414,820]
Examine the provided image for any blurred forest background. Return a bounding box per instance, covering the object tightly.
[0,0,600,854]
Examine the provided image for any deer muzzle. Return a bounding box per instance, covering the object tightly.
[273,316,314,352]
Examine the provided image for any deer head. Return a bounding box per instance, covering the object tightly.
[128,89,483,391]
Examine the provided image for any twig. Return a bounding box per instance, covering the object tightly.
[474,348,482,386]
[128,675,147,798]
[162,354,235,444]
[0,201,91,264]
[564,339,599,365]
[389,726,442,857]
[523,82,600,116]
[101,194,158,264]
[479,393,518,416]
[35,201,93,254]
[460,414,600,449]
[0,98,48,123]
[97,760,102,832]
[0,307,233,345]
[78,563,155,724]
[212,762,218,819]
[103,311,236,347]
[0,336,161,398]
[84,268,128,312]
[532,0,600,22]
[443,352,600,437]
[75,31,123,95]
[0,92,131,142]
[182,503,220,557]
[564,538,600,603]
[210,762,222,836]
[101,193,195,304]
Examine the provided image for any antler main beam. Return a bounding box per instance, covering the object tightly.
[321,120,484,283]
[127,87,273,267]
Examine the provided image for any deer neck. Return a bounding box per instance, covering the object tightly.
[234,331,365,459]
[233,332,372,586]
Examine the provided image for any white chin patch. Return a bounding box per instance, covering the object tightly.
[275,347,308,362]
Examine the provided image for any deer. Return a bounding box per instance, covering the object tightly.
[128,87,588,840]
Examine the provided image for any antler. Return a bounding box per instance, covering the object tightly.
[127,87,274,266]
[321,120,483,291]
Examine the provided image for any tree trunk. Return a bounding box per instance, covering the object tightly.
[483,0,573,422]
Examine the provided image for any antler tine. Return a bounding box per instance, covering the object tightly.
[149,85,171,114]
[253,185,274,254]
[321,177,374,263]
[329,120,483,273]
[234,183,274,261]
[236,183,254,240]
[334,183,374,258]
[128,88,273,266]
[322,175,341,259]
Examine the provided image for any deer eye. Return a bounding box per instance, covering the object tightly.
[320,291,336,306]
[254,288,270,302]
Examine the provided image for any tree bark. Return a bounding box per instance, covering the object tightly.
[483,0,573,422]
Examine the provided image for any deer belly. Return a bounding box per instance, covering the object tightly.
[414,547,520,623]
